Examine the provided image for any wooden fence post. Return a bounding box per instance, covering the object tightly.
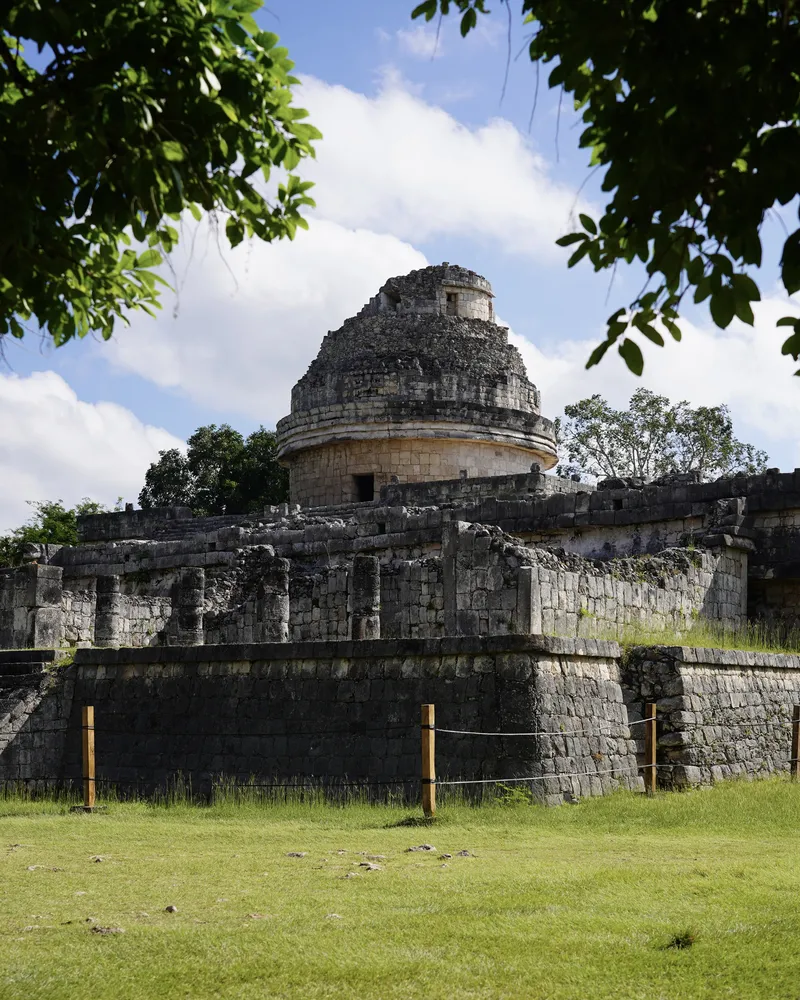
[421,704,436,819]
[792,705,800,780]
[644,702,657,796]
[82,705,96,812]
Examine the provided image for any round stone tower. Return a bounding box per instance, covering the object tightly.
[275,263,558,507]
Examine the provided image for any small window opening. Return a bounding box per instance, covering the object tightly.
[446,292,458,316]
[353,473,375,503]
[613,498,624,511]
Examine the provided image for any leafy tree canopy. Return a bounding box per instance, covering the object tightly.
[139,423,289,515]
[412,0,800,376]
[1,0,319,347]
[0,498,109,567]
[556,389,769,483]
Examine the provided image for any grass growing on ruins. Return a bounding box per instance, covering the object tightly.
[608,618,800,655]
[2,781,800,999]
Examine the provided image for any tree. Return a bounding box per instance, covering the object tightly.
[1,1,320,347]
[0,498,109,567]
[411,1,800,376]
[139,423,288,515]
[556,389,768,482]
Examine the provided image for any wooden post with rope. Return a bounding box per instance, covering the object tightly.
[82,705,96,812]
[644,702,657,796]
[421,704,436,819]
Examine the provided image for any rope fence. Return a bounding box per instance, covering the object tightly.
[4,700,800,816]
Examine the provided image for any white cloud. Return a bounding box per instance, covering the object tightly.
[508,293,800,470]
[298,74,590,257]
[396,24,443,59]
[100,75,588,421]
[0,372,182,532]
[103,219,427,422]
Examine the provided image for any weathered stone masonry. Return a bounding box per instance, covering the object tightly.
[0,637,640,804]
[6,264,800,799]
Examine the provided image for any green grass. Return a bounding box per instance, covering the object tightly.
[602,617,800,654]
[3,782,800,999]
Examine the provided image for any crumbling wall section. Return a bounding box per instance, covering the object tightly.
[380,558,444,638]
[443,521,747,639]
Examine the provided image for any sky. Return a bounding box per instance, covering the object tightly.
[3,0,800,532]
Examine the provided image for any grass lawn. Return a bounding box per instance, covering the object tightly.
[2,782,800,1000]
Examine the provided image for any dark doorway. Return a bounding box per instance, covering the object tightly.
[353,474,375,502]
[446,292,458,316]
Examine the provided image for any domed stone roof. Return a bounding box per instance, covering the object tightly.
[276,264,558,507]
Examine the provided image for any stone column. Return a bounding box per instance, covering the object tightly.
[254,558,290,642]
[514,566,542,635]
[2,564,65,649]
[172,568,205,646]
[442,521,474,636]
[350,554,381,640]
[94,575,122,648]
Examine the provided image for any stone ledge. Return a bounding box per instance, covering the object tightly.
[73,633,622,666]
[629,644,800,671]
[0,648,64,664]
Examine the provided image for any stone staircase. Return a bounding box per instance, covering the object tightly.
[0,650,65,759]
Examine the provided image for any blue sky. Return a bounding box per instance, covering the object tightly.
[2,0,799,531]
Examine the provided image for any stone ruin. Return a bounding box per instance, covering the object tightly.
[3,263,800,801]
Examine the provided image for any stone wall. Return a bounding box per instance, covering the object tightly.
[443,521,747,639]
[0,565,63,649]
[61,589,172,648]
[8,639,800,796]
[288,566,350,642]
[0,637,639,804]
[380,558,445,638]
[622,645,800,786]
[748,579,800,630]
[286,435,550,509]
[379,470,588,507]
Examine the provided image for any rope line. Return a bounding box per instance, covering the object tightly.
[436,765,642,786]
[0,774,415,788]
[435,719,648,737]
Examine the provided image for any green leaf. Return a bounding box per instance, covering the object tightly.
[460,7,477,35]
[586,340,612,369]
[226,217,245,247]
[709,288,735,329]
[782,230,800,295]
[135,249,163,268]
[74,186,93,219]
[579,213,597,235]
[731,272,761,302]
[781,329,800,360]
[618,338,644,376]
[568,242,590,267]
[412,0,438,19]
[556,233,586,247]
[632,319,664,346]
[159,141,185,162]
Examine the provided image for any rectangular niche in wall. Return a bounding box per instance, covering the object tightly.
[446,292,458,316]
[353,474,375,503]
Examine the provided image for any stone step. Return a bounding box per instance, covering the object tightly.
[0,649,61,664]
[0,661,49,676]
[0,671,47,690]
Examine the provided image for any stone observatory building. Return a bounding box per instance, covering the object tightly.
[8,261,800,803]
[275,263,559,507]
